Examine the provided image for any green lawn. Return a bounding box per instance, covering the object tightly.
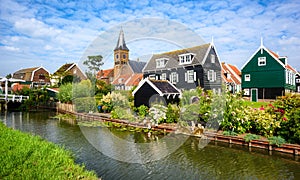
[0,122,98,180]
[243,101,270,108]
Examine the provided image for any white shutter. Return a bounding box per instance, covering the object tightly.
[194,71,197,81]
[185,72,187,82]
[207,70,211,81]
[214,71,217,81]
[176,73,179,83]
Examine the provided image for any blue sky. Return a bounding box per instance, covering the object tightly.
[0,0,299,76]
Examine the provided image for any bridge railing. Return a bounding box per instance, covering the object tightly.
[0,94,29,102]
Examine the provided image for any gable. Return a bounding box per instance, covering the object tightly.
[242,48,285,73]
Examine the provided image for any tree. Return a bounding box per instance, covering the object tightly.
[83,55,103,73]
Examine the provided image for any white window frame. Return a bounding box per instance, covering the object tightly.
[296,79,300,83]
[156,58,168,68]
[161,73,166,80]
[186,70,195,83]
[211,54,215,63]
[178,53,195,65]
[244,89,250,96]
[149,74,156,80]
[298,86,300,93]
[170,72,178,84]
[258,57,266,66]
[245,74,251,81]
[207,70,216,82]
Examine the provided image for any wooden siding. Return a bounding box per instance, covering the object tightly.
[242,49,285,89]
[202,47,222,91]
[143,65,204,90]
[32,68,50,83]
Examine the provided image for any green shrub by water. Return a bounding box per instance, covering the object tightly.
[0,122,98,179]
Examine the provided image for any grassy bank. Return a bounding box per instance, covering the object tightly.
[0,122,98,180]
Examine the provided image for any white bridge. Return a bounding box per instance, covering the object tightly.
[0,94,29,102]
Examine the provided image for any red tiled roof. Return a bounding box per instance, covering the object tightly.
[286,64,297,73]
[221,62,241,85]
[126,74,143,86]
[97,68,114,79]
[112,74,131,85]
[268,49,279,59]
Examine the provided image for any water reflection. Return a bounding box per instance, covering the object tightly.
[0,111,299,180]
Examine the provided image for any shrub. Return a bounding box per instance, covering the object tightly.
[222,131,238,136]
[268,136,286,147]
[277,107,300,144]
[149,104,167,125]
[74,97,96,113]
[137,105,149,119]
[166,104,180,123]
[57,83,73,103]
[244,133,260,142]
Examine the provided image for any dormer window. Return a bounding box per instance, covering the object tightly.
[178,53,195,65]
[258,57,266,66]
[156,58,168,68]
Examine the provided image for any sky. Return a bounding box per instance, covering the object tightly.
[0,0,300,76]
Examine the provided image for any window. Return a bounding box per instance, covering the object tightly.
[245,74,251,81]
[123,54,126,59]
[116,54,119,59]
[258,57,266,66]
[211,54,215,63]
[178,53,195,65]
[156,58,168,68]
[207,70,216,82]
[243,89,250,96]
[39,74,45,81]
[149,74,156,80]
[298,86,300,93]
[186,70,196,83]
[296,79,300,83]
[170,72,178,84]
[161,73,166,80]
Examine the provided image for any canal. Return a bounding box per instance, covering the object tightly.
[1,111,299,180]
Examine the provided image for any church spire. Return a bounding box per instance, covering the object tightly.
[114,27,129,51]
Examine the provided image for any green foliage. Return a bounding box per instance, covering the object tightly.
[166,104,180,123]
[57,83,73,103]
[268,136,286,147]
[0,123,97,179]
[73,97,96,113]
[137,105,149,119]
[73,80,94,98]
[277,107,300,144]
[83,55,104,73]
[244,133,260,142]
[95,79,112,96]
[111,106,135,121]
[61,75,81,85]
[222,131,238,136]
[19,88,50,110]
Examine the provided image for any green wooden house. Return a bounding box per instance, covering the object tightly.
[241,39,297,101]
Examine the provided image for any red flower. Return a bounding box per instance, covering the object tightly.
[282,117,288,121]
[259,105,265,110]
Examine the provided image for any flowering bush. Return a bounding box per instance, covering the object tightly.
[149,104,167,125]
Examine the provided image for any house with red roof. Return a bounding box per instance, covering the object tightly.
[97,68,114,84]
[12,66,50,89]
[221,62,241,94]
[241,39,297,101]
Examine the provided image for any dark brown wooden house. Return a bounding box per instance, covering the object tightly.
[12,66,50,88]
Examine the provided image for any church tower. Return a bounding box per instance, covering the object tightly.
[114,28,129,78]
